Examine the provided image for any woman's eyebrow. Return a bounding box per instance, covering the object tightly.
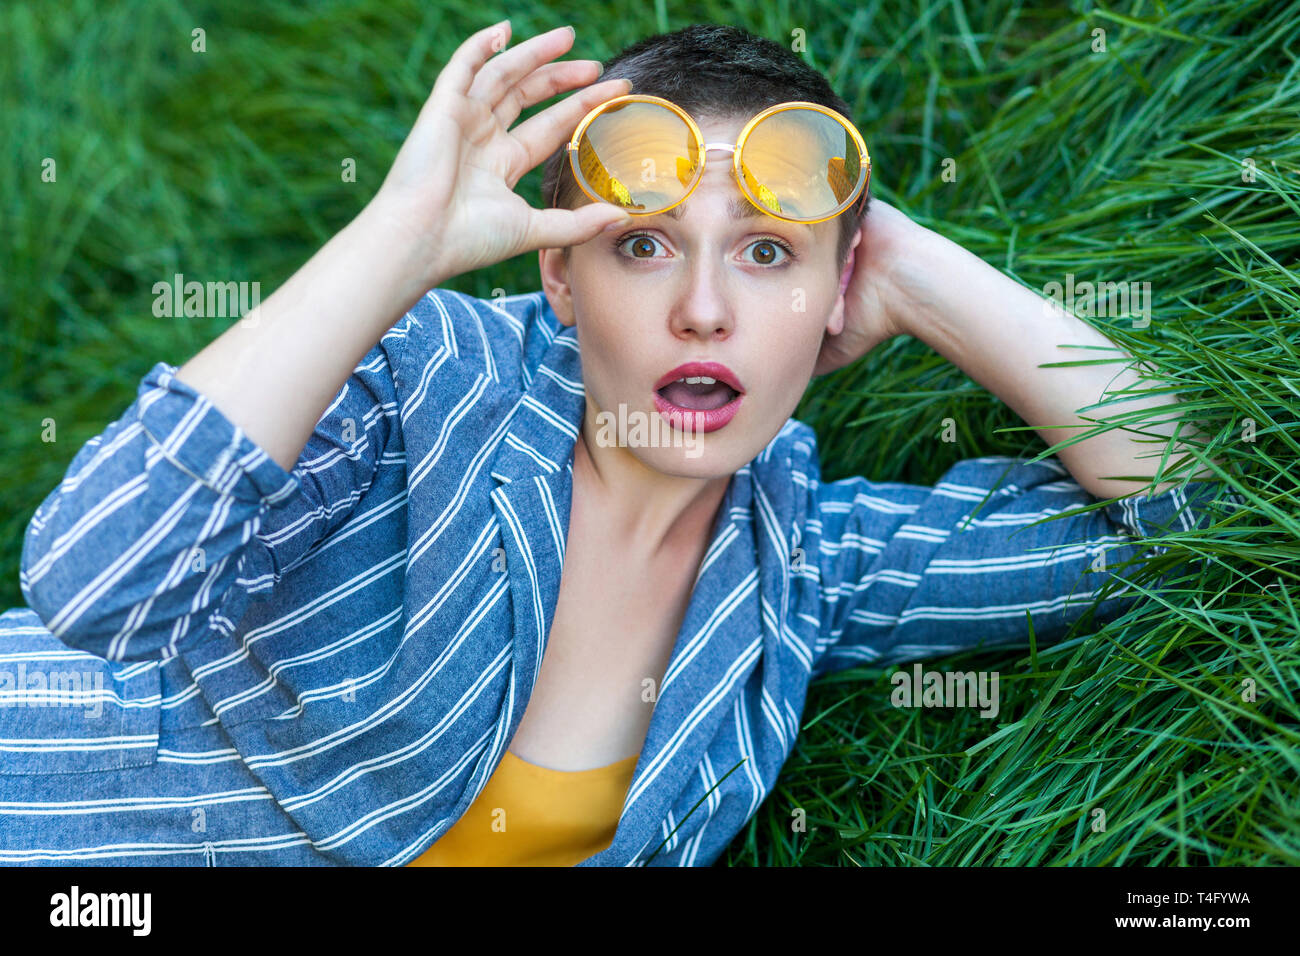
[659,197,814,232]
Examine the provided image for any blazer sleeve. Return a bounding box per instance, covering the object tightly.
[806,455,1237,678]
[411,287,563,391]
[18,313,413,663]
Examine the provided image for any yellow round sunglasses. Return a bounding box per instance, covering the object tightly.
[554,94,871,225]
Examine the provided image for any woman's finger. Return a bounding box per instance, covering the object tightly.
[430,20,513,102]
[491,58,606,130]
[506,77,634,185]
[466,24,576,112]
[522,200,631,253]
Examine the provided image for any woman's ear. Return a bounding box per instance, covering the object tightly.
[826,227,862,337]
[838,243,856,297]
[538,248,577,327]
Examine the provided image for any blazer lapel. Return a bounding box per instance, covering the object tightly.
[484,312,772,867]
[577,464,764,866]
[485,326,585,778]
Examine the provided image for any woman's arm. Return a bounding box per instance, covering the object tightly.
[20,338,406,663]
[828,199,1224,501]
[805,202,1239,676]
[805,453,1231,679]
[170,204,433,474]
[173,21,634,474]
[19,21,634,661]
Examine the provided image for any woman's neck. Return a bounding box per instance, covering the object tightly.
[574,411,731,560]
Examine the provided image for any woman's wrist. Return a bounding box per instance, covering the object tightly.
[361,189,467,295]
[353,195,454,307]
[876,217,957,341]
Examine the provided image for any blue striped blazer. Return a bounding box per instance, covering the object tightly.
[2,286,1232,866]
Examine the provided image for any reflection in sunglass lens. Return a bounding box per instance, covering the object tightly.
[571,100,866,222]
[739,108,864,221]
[575,101,700,213]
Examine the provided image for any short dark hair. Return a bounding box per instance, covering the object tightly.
[540,23,869,272]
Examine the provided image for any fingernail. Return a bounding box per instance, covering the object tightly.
[595,62,605,77]
[565,24,575,38]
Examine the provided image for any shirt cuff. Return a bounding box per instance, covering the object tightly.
[1100,478,1241,587]
[135,361,301,506]
[1103,478,1240,539]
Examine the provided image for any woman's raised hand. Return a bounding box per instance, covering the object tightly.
[369,21,634,287]
[814,197,924,376]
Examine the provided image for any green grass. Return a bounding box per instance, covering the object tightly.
[1,0,1295,866]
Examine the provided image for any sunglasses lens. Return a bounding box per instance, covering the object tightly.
[739,108,866,221]
[574,101,699,213]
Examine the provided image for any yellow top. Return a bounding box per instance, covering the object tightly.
[406,749,640,867]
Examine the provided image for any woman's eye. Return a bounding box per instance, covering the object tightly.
[746,238,793,265]
[614,233,795,263]
[620,234,664,258]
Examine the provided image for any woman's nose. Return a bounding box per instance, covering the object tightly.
[669,267,735,341]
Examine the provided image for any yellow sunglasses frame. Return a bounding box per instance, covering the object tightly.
[556,93,871,225]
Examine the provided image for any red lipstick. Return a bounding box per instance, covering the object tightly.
[653,361,745,434]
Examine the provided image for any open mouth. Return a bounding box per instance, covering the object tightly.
[652,362,746,434]
[654,376,740,411]
[652,373,745,434]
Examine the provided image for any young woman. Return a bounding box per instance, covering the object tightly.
[0,21,1230,866]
